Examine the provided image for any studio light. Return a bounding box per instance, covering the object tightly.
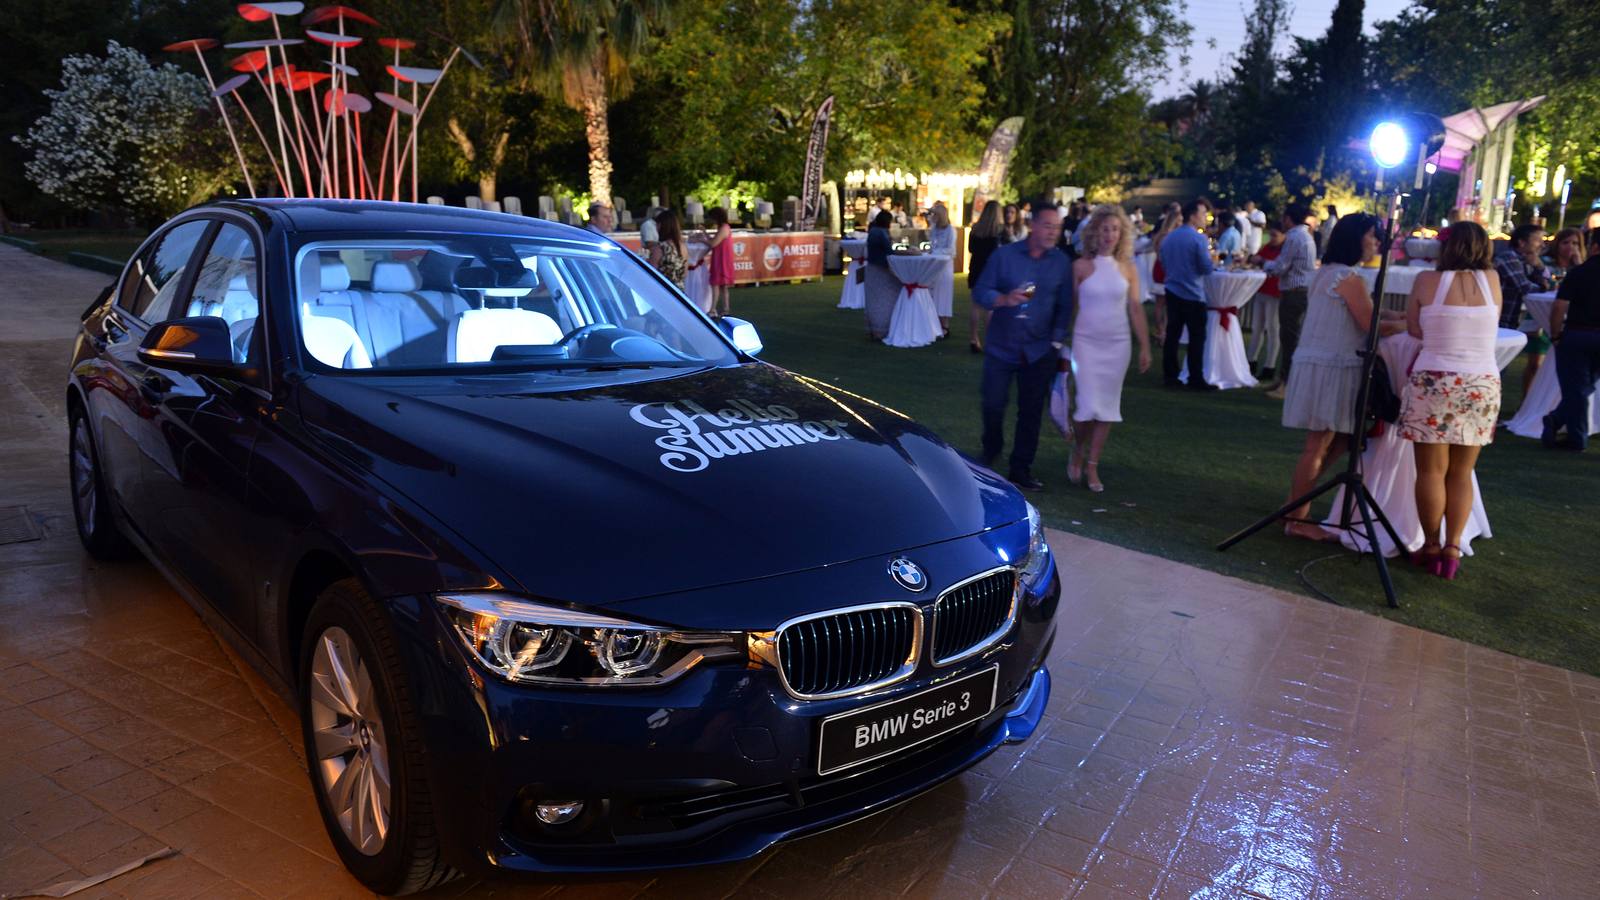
[1370,122,1409,169]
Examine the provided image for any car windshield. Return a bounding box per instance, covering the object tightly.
[293,233,736,374]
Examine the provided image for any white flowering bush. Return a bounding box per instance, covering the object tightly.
[16,42,236,221]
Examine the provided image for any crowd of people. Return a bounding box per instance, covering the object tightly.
[948,192,1600,577]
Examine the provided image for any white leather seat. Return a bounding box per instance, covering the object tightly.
[301,302,372,369]
[364,260,468,366]
[447,307,564,363]
[186,274,259,323]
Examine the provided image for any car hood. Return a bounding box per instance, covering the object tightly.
[296,363,1024,607]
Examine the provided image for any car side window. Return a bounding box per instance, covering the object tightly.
[117,220,210,322]
[181,224,260,363]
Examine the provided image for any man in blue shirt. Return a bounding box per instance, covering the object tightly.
[1158,197,1218,390]
[972,202,1073,490]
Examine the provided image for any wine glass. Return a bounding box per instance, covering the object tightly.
[1016,281,1037,319]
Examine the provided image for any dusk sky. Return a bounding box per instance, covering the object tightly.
[1155,0,1413,99]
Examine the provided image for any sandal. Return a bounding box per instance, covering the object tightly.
[1086,460,1104,493]
[1436,544,1462,580]
[1412,542,1440,570]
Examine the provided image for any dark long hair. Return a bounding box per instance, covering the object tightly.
[1321,213,1380,266]
[872,210,893,229]
[707,206,729,228]
[656,209,685,254]
[1438,221,1492,271]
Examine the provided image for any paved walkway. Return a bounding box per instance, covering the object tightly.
[2,243,1598,899]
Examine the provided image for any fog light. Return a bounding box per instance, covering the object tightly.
[534,801,584,825]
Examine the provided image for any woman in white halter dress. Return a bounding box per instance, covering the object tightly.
[1068,205,1153,492]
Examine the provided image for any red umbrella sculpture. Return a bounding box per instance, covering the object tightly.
[174,3,462,199]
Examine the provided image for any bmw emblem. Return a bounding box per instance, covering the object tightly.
[888,557,928,593]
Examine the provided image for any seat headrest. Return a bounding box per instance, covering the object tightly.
[320,260,351,291]
[226,274,254,296]
[371,260,422,293]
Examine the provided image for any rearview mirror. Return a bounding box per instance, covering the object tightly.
[137,317,240,373]
[717,316,763,356]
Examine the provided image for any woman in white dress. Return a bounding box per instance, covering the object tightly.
[927,203,956,337]
[1068,205,1152,492]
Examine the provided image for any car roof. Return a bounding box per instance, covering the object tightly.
[207,198,601,243]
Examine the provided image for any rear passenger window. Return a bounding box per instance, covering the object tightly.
[117,221,210,322]
[184,224,260,363]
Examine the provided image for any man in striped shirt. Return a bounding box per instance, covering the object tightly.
[1254,204,1318,399]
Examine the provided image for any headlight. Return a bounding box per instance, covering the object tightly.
[436,594,743,686]
[1019,502,1051,586]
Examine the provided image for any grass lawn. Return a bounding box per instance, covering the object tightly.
[15,228,146,266]
[733,275,1600,676]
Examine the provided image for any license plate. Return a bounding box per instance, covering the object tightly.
[816,666,998,776]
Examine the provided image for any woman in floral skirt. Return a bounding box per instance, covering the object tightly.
[1399,222,1504,579]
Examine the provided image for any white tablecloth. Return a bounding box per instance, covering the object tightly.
[1135,251,1156,302]
[1505,292,1600,439]
[684,242,712,313]
[1356,264,1432,312]
[883,255,945,348]
[1323,328,1528,557]
[837,238,868,310]
[1179,271,1265,389]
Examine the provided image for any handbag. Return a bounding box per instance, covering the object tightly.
[1367,355,1401,423]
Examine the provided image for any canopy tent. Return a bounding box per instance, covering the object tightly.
[1427,97,1545,223]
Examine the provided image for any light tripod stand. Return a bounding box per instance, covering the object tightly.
[1217,189,1409,609]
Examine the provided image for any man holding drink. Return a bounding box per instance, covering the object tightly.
[973,201,1075,491]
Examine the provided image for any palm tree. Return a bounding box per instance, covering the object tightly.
[498,0,669,203]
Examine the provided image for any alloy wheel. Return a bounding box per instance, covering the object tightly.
[309,625,392,856]
[71,420,97,535]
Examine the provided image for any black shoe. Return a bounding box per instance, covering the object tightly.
[1009,471,1045,492]
[1163,379,1183,389]
[1541,414,1560,448]
[969,342,983,354]
[1188,381,1221,392]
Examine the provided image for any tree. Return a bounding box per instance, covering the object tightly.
[16,42,235,223]
[1002,0,1192,196]
[499,0,671,204]
[639,0,1005,199]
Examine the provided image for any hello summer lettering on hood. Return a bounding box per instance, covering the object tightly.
[629,399,855,473]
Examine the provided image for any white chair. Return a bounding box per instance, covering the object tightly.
[485,200,502,212]
[465,196,484,210]
[447,308,564,363]
[425,195,445,206]
[502,196,523,216]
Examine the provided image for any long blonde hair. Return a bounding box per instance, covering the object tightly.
[1150,210,1182,255]
[1082,204,1134,263]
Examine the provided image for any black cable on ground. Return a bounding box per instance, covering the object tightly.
[1297,551,1358,606]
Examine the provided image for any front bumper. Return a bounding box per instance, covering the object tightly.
[389,555,1059,876]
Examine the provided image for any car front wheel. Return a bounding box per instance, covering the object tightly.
[68,406,132,559]
[300,579,456,895]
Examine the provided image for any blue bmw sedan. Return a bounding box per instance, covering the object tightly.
[65,200,1059,894]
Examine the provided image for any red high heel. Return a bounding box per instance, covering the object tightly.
[1435,544,1462,580]
[1412,544,1440,569]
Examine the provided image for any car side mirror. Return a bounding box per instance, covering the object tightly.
[137,317,240,373]
[717,316,763,356]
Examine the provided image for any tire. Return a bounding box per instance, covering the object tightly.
[299,579,457,895]
[68,405,134,559]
